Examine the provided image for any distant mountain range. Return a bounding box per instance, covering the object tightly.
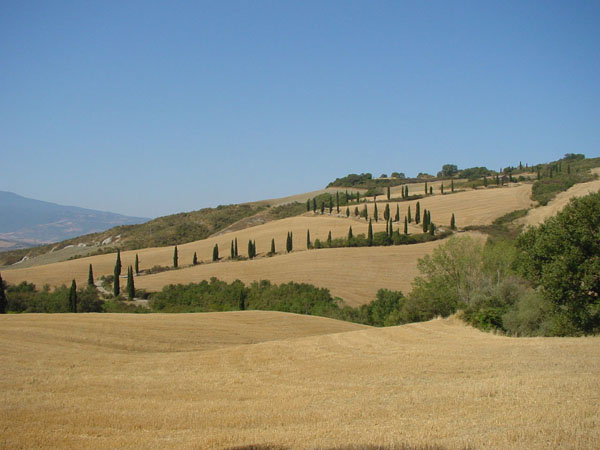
[0,191,149,250]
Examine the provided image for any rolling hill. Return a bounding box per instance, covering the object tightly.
[1,312,598,449]
[0,191,149,247]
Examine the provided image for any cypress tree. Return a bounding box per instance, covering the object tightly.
[345,190,349,202]
[328,197,333,213]
[519,161,523,170]
[405,185,409,197]
[441,183,444,194]
[306,199,311,211]
[423,208,428,232]
[231,240,235,258]
[496,174,500,185]
[88,264,94,287]
[336,192,340,213]
[354,206,359,216]
[307,229,311,249]
[367,219,373,246]
[363,204,368,220]
[212,244,219,262]
[429,222,435,235]
[127,266,135,300]
[346,207,350,217]
[69,280,78,313]
[270,238,275,255]
[286,232,292,253]
[320,202,325,214]
[424,182,428,195]
[289,232,293,252]
[395,205,400,222]
[429,186,433,195]
[173,246,178,268]
[313,198,317,212]
[450,213,456,230]
[415,202,421,224]
[451,180,454,192]
[135,254,139,275]
[389,219,393,236]
[248,240,254,259]
[407,205,412,223]
[113,257,120,297]
[384,203,390,221]
[115,249,122,277]
[193,252,198,265]
[404,216,408,235]
[327,231,332,246]
[356,192,360,203]
[374,202,378,222]
[387,185,391,200]
[348,226,353,240]
[0,273,6,314]
[235,238,238,257]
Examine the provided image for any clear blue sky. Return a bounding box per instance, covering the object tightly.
[2,1,599,218]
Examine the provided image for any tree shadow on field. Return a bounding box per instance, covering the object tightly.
[226,444,471,450]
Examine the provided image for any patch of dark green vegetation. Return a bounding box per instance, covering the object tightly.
[266,202,307,220]
[463,209,528,241]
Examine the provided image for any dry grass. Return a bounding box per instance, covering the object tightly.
[519,168,600,227]
[1,313,598,449]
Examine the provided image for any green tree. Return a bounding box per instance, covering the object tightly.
[115,249,122,277]
[429,222,435,235]
[429,186,433,195]
[69,280,78,313]
[451,179,454,192]
[483,176,488,187]
[0,273,7,314]
[173,246,178,268]
[415,202,421,224]
[270,238,275,255]
[306,229,311,249]
[388,219,393,236]
[306,199,311,211]
[212,244,219,262]
[348,226,353,240]
[387,185,391,200]
[354,206,359,216]
[193,251,198,265]
[439,164,458,177]
[312,198,317,212]
[286,232,293,253]
[405,185,409,197]
[320,202,325,214]
[516,192,600,333]
[424,182,428,195]
[407,205,412,223]
[384,203,390,221]
[374,202,378,222]
[235,238,238,257]
[328,197,333,214]
[113,255,120,297]
[126,266,135,300]
[336,192,340,213]
[362,204,368,220]
[248,240,254,259]
[327,231,332,246]
[368,219,373,246]
[441,183,444,194]
[135,254,139,274]
[450,213,456,230]
[422,209,428,232]
[395,204,400,222]
[231,240,235,259]
[346,207,350,217]
[404,216,408,234]
[88,264,94,287]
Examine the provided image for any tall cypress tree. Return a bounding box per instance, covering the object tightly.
[356,192,360,203]
[115,249,122,277]
[450,213,456,230]
[441,183,444,194]
[415,202,421,224]
[345,190,349,202]
[231,240,235,258]
[307,229,311,249]
[336,192,340,213]
[135,254,139,275]
[289,232,293,252]
[389,219,393,236]
[407,205,412,223]
[306,199,311,211]
[387,185,391,200]
[328,197,333,213]
[234,238,239,257]
[88,264,94,287]
[384,203,390,221]
[363,204,368,220]
[404,216,408,235]
[270,238,275,255]
[395,204,400,222]
[173,246,178,268]
[429,222,435,235]
[113,257,120,297]
[193,252,198,265]
[354,206,359,217]
[374,202,378,222]
[248,240,254,259]
[126,266,135,300]
[422,209,428,232]
[367,219,373,246]
[429,186,433,195]
[348,226,353,240]
[425,182,428,195]
[313,198,317,212]
[320,202,325,214]
[346,207,350,217]
[405,185,409,197]
[286,232,292,253]
[0,273,7,314]
[69,280,78,313]
[327,231,332,246]
[451,179,455,192]
[212,244,219,262]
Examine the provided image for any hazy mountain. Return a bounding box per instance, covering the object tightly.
[0,191,149,247]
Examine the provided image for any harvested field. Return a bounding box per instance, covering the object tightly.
[1,313,598,449]
[519,168,600,227]
[134,238,457,306]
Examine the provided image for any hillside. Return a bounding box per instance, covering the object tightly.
[0,191,148,247]
[1,313,598,449]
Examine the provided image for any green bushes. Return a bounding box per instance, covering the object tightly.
[4,282,103,313]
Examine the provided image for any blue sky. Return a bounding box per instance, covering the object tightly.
[2,1,599,218]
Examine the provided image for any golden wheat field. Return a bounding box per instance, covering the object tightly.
[1,312,598,449]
